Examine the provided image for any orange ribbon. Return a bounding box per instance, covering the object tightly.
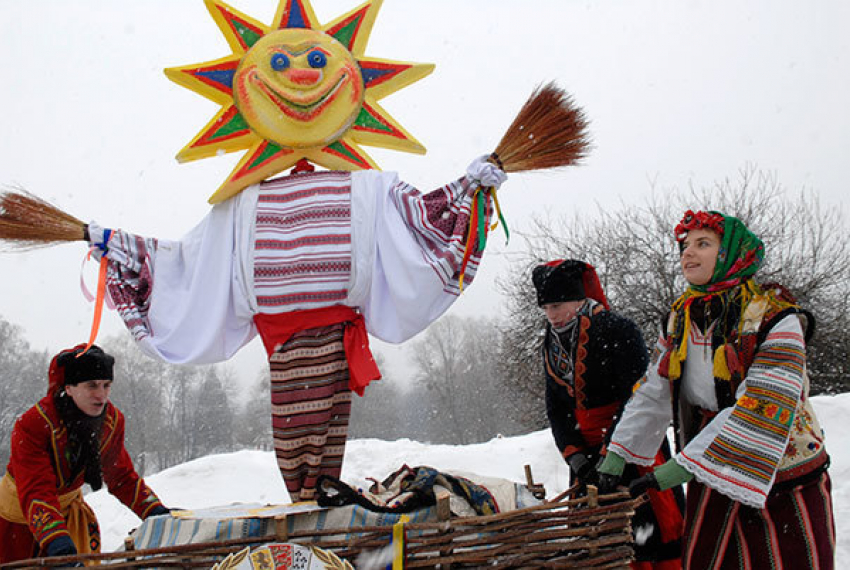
[78,255,108,357]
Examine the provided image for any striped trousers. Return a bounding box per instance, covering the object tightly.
[269,323,352,502]
[682,469,835,570]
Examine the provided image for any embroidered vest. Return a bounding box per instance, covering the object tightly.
[662,294,827,484]
[543,304,606,408]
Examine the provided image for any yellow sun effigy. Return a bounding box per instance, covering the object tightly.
[165,0,434,203]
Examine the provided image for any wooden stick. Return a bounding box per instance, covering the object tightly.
[275,514,289,541]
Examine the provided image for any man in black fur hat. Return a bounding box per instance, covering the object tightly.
[532,259,685,569]
[0,344,169,563]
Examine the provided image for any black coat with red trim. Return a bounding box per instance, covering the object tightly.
[5,395,163,550]
[543,309,685,563]
[543,308,649,462]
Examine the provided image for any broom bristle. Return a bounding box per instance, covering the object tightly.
[492,81,591,173]
[0,187,86,250]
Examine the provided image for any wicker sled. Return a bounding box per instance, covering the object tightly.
[0,484,643,569]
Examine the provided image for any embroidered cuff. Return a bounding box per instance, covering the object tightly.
[28,500,70,548]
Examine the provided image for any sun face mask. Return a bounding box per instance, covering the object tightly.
[165,0,435,204]
[233,28,365,149]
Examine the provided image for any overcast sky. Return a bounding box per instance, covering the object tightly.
[1,0,848,388]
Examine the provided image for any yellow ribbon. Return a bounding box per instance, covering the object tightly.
[392,514,409,570]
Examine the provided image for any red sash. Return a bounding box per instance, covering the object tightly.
[254,306,381,396]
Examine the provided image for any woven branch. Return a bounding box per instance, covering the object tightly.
[0,187,86,250]
[491,81,591,174]
[0,493,641,569]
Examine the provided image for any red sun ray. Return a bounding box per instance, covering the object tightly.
[352,101,406,139]
[180,59,240,99]
[358,60,413,89]
[322,140,373,169]
[191,105,252,149]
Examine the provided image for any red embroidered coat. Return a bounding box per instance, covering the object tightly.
[4,395,163,550]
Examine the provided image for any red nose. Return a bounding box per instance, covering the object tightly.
[285,68,321,85]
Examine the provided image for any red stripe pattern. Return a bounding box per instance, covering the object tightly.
[269,323,351,501]
[255,172,352,311]
[104,231,158,342]
[682,472,835,569]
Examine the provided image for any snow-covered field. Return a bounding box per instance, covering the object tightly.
[89,394,850,562]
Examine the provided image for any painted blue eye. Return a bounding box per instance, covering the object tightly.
[270,53,290,71]
[308,50,327,68]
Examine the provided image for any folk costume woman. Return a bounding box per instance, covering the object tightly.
[598,211,835,569]
[0,344,167,563]
[533,259,684,569]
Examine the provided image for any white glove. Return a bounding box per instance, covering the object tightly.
[466,155,507,190]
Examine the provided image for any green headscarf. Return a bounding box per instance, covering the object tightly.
[665,210,768,381]
[675,210,764,293]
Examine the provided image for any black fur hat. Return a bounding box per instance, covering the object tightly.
[49,344,114,396]
[532,259,587,306]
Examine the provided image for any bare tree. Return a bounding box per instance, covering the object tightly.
[103,334,239,472]
[0,317,49,468]
[103,335,170,474]
[348,351,410,440]
[499,166,850,428]
[192,369,234,456]
[410,315,524,444]
[233,368,272,450]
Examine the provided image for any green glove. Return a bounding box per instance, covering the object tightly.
[596,452,626,493]
[597,452,625,477]
[653,458,694,490]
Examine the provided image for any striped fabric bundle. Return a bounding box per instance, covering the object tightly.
[126,503,438,550]
[269,323,351,502]
[254,172,352,311]
[103,230,158,342]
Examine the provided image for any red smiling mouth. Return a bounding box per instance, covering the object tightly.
[244,64,358,122]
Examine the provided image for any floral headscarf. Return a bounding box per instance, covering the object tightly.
[674,209,764,293]
[664,210,783,382]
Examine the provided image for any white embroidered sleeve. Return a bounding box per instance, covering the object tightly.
[607,337,674,466]
[100,186,259,364]
[349,169,491,343]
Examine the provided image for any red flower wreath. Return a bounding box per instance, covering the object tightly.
[674,210,725,242]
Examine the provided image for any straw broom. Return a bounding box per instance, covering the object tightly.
[457,82,591,289]
[0,186,86,250]
[488,81,591,173]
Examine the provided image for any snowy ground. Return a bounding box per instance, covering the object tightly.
[89,394,850,562]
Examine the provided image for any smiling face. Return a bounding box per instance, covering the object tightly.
[680,228,721,286]
[233,28,364,149]
[65,379,112,417]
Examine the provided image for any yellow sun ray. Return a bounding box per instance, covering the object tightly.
[165,0,434,204]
